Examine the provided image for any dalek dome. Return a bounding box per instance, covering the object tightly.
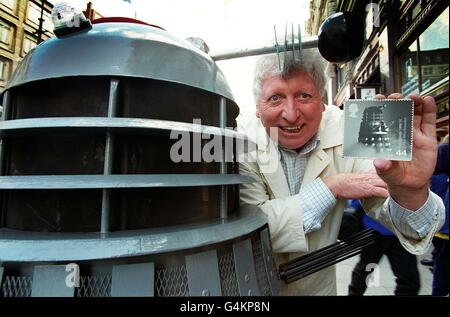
[0,17,281,297]
[5,19,235,103]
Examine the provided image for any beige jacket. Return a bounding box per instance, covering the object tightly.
[239,105,445,295]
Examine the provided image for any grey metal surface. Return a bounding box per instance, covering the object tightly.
[101,189,111,233]
[31,265,75,297]
[185,250,222,296]
[0,206,267,262]
[101,79,119,233]
[0,117,252,143]
[260,228,280,295]
[0,91,10,177]
[111,262,155,297]
[232,239,260,296]
[5,22,235,103]
[0,174,255,189]
[219,97,228,220]
[211,37,318,61]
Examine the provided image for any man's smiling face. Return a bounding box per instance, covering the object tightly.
[256,70,324,150]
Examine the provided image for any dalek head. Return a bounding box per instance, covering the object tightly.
[0,14,278,297]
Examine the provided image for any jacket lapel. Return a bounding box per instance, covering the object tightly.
[257,143,291,198]
[262,151,290,198]
[302,149,331,187]
[301,104,342,185]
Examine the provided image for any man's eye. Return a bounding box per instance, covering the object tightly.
[297,93,312,100]
[268,95,280,102]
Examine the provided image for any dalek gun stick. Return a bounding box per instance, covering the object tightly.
[279,229,380,284]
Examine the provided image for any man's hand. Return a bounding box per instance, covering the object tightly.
[323,173,388,200]
[372,93,437,211]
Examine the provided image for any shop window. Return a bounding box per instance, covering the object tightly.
[436,96,449,116]
[418,7,449,91]
[400,7,449,95]
[422,67,433,75]
[400,42,419,96]
[439,66,448,74]
[412,2,421,21]
[338,67,346,90]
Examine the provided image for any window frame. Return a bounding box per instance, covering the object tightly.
[0,19,14,49]
[0,57,12,82]
[26,1,54,32]
[0,0,16,12]
[398,6,449,94]
[22,33,38,56]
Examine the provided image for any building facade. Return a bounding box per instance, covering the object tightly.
[1,0,54,92]
[309,0,449,138]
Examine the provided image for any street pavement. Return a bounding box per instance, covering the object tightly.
[336,250,434,295]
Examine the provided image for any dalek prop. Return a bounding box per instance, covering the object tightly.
[358,105,392,152]
[0,9,377,297]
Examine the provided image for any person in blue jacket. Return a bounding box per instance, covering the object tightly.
[429,134,449,296]
[347,199,420,295]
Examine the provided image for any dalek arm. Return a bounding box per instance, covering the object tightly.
[278,229,379,284]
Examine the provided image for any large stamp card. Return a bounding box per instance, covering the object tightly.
[343,99,414,161]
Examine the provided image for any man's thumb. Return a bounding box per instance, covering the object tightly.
[373,159,393,177]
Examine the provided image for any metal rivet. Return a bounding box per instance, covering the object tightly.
[267,255,270,261]
[202,289,210,296]
[244,273,249,282]
[270,270,273,277]
[248,289,253,296]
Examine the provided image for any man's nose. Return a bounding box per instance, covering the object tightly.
[281,99,299,122]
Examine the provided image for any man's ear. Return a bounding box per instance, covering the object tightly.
[321,103,325,112]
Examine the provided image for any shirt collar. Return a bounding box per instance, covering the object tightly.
[279,133,320,158]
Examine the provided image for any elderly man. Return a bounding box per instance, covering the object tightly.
[239,50,445,296]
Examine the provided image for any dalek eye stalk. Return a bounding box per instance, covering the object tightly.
[0,6,377,297]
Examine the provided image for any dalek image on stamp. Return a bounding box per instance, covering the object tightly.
[358,104,392,152]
